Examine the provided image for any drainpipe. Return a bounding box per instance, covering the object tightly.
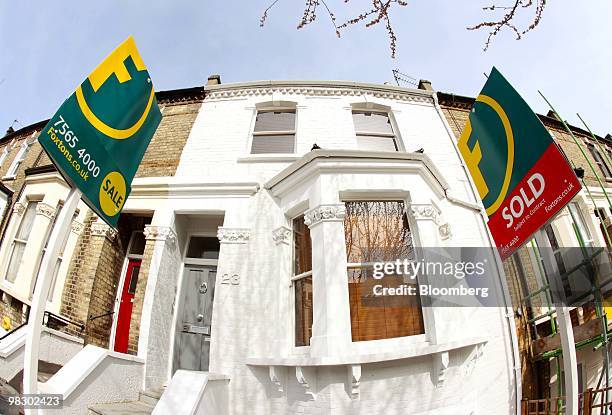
[432,92,523,414]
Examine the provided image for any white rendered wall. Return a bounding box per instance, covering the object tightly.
[145,82,519,415]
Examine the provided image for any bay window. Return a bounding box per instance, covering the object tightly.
[344,200,424,341]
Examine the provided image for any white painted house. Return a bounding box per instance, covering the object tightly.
[43,80,521,414]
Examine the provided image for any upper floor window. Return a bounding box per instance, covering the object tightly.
[344,200,424,341]
[587,142,612,179]
[6,200,38,283]
[32,204,79,300]
[6,140,33,178]
[0,145,11,167]
[293,214,313,347]
[251,110,296,154]
[352,111,398,152]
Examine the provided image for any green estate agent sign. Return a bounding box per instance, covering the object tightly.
[458,68,581,259]
[39,36,161,227]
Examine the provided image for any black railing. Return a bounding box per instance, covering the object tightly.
[43,311,85,332]
[88,311,114,322]
[0,320,28,341]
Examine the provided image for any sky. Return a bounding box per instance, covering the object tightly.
[1,1,611,136]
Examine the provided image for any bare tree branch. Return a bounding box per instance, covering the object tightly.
[261,0,547,56]
[468,0,548,51]
[261,0,408,58]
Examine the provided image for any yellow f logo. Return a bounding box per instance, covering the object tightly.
[458,94,515,216]
[87,36,147,92]
[75,36,156,140]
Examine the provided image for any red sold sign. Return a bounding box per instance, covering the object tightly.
[458,68,581,258]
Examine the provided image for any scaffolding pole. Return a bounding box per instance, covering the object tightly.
[539,91,612,410]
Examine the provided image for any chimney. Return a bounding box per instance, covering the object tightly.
[547,110,561,121]
[418,79,433,91]
[207,74,221,86]
[5,126,14,137]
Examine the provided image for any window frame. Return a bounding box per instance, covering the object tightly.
[342,198,426,342]
[567,202,593,247]
[5,139,34,179]
[351,110,400,152]
[126,231,146,260]
[249,107,298,155]
[586,141,612,179]
[183,232,220,267]
[33,203,80,300]
[4,199,41,285]
[291,213,313,349]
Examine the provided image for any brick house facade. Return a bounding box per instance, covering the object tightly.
[0,86,204,354]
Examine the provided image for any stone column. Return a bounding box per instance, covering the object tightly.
[407,202,450,345]
[139,223,180,390]
[305,204,352,357]
[271,225,292,356]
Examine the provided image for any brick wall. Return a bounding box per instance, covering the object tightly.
[439,103,607,188]
[135,102,201,178]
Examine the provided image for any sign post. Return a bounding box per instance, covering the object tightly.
[22,36,161,413]
[458,68,582,415]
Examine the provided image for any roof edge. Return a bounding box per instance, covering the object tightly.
[436,91,610,144]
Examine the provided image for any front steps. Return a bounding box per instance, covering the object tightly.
[88,388,163,415]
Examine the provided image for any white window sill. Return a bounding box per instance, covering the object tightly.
[247,337,487,397]
[2,175,15,181]
[246,336,487,367]
[0,281,31,306]
[237,154,300,163]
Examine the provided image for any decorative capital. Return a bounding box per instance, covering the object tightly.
[438,223,452,240]
[12,202,26,216]
[217,227,250,244]
[272,226,292,245]
[144,225,177,244]
[36,202,56,220]
[409,204,440,224]
[304,204,346,228]
[91,221,117,241]
[71,220,85,235]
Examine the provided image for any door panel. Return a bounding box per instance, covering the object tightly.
[174,265,216,372]
[114,259,142,353]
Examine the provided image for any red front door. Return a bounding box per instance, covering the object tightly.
[114,258,142,353]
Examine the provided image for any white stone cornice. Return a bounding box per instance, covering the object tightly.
[205,82,434,106]
[35,202,56,220]
[272,226,292,245]
[12,202,25,216]
[217,227,250,244]
[91,221,117,241]
[70,220,85,235]
[304,204,346,228]
[143,225,177,244]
